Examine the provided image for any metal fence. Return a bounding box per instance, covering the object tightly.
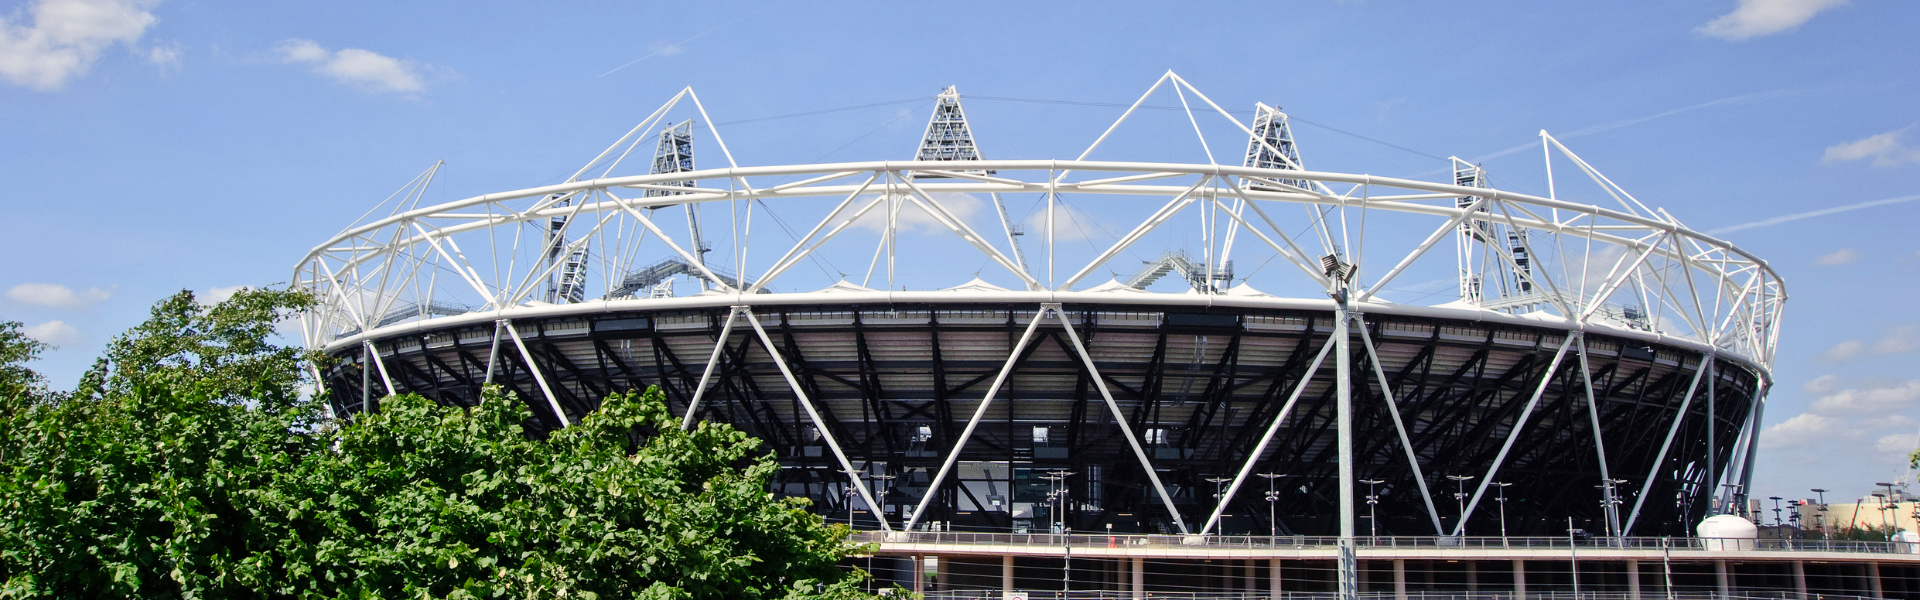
[853,532,1920,556]
[907,593,1862,600]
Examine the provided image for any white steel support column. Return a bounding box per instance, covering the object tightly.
[1576,336,1620,537]
[680,308,741,430]
[1454,336,1576,536]
[1357,322,1447,534]
[1198,338,1336,534]
[1335,292,1358,600]
[504,320,571,428]
[742,310,891,531]
[1868,562,1882,599]
[482,321,504,385]
[1716,560,1731,598]
[1055,306,1191,534]
[1623,356,1713,534]
[1513,560,1526,597]
[363,340,396,397]
[903,307,1050,531]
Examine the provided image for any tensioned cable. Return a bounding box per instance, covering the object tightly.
[967,95,1453,164]
[716,97,929,126]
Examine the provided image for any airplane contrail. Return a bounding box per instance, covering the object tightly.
[1707,194,1920,235]
[599,0,789,78]
[1468,89,1792,163]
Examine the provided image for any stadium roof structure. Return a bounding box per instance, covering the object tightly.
[294,73,1784,590]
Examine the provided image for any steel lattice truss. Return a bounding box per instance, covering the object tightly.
[294,73,1783,540]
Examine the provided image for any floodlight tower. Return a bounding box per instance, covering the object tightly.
[543,193,590,304]
[1244,103,1310,191]
[1450,158,1534,310]
[1245,103,1339,281]
[912,86,1028,274]
[646,120,707,289]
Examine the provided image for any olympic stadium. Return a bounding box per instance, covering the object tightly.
[291,73,1895,599]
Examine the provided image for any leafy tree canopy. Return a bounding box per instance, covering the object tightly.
[0,290,881,599]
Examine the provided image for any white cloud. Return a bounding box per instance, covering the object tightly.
[0,0,159,91]
[144,40,176,68]
[841,192,984,235]
[1025,203,1105,243]
[1815,326,1917,363]
[201,285,246,305]
[1823,129,1920,167]
[274,38,425,93]
[22,320,80,347]
[1873,325,1919,355]
[1804,374,1839,395]
[1809,380,1920,416]
[1814,248,1859,265]
[1874,432,1918,456]
[5,282,111,307]
[1762,412,1851,450]
[1818,339,1864,362]
[1697,0,1849,41]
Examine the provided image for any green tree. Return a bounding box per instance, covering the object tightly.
[0,290,881,599]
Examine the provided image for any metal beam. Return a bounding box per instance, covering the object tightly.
[741,309,892,532]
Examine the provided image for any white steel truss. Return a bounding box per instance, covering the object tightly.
[295,75,1784,570]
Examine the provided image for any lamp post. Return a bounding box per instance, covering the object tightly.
[1812,488,1830,540]
[1359,479,1385,540]
[1447,474,1475,535]
[1770,496,1784,528]
[1257,473,1287,538]
[1597,478,1627,540]
[1205,475,1234,535]
[871,474,895,526]
[1493,482,1514,539]
[1041,470,1075,534]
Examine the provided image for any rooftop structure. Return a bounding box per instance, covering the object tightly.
[294,73,1788,600]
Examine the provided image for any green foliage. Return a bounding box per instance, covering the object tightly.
[0,289,882,599]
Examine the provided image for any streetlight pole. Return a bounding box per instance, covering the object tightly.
[1811,488,1830,540]
[1598,478,1626,540]
[1360,479,1385,540]
[1258,473,1286,539]
[1205,475,1234,535]
[1493,482,1513,539]
[1447,474,1475,535]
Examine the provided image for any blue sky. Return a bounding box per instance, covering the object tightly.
[2,0,1916,511]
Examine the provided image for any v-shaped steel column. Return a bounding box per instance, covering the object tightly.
[741,309,892,532]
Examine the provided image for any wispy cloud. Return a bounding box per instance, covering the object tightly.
[1820,326,1919,363]
[275,38,426,94]
[1469,90,1790,163]
[600,0,787,77]
[1698,0,1850,41]
[0,0,160,91]
[5,282,112,308]
[1823,128,1920,167]
[1707,194,1920,235]
[1815,248,1859,266]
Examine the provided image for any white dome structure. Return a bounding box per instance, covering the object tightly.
[1697,514,1758,551]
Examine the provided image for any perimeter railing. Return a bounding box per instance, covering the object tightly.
[907,592,1860,600]
[852,532,1920,556]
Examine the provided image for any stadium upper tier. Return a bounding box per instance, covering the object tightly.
[294,75,1782,539]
